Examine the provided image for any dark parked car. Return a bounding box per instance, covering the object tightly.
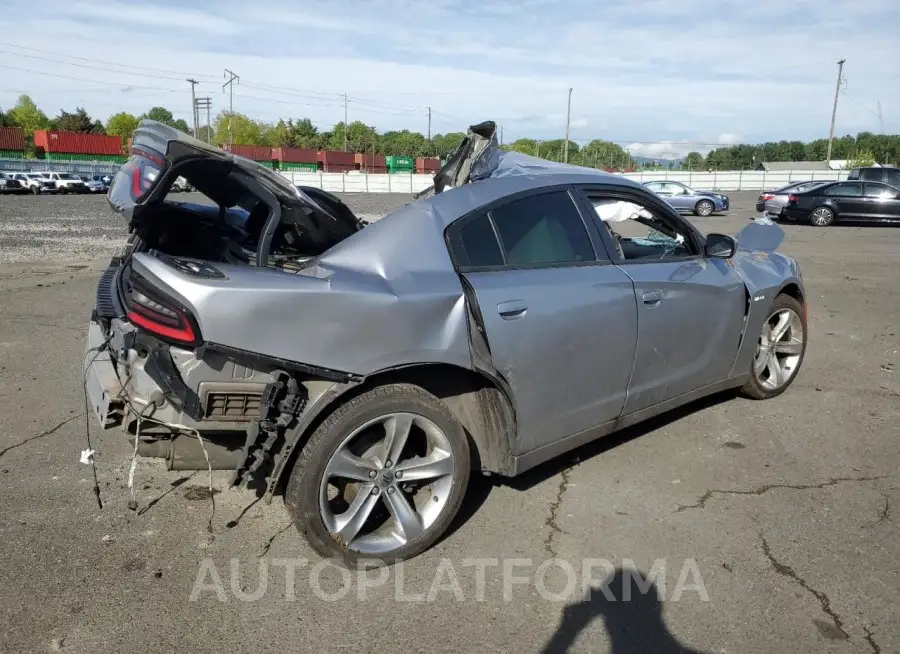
[782,180,900,226]
[755,180,829,217]
[846,166,900,187]
[83,120,807,565]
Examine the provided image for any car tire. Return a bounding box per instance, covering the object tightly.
[31,186,40,195]
[740,293,807,400]
[285,383,471,567]
[695,199,714,216]
[809,206,834,227]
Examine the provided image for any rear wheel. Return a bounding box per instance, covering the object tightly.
[809,206,834,227]
[740,294,807,400]
[31,185,40,195]
[285,383,471,567]
[695,199,714,216]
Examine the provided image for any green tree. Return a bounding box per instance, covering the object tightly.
[847,149,877,168]
[8,94,49,139]
[105,112,141,140]
[51,107,103,133]
[142,106,190,133]
[213,111,265,145]
[683,152,705,170]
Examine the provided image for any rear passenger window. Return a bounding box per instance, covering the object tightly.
[825,183,863,197]
[490,190,596,266]
[885,170,900,188]
[457,214,504,267]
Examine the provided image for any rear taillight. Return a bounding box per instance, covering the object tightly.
[788,194,798,203]
[126,278,201,347]
[760,193,774,201]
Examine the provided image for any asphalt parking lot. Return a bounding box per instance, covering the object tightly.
[0,191,898,653]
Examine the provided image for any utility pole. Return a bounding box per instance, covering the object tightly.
[427,106,431,142]
[222,69,239,147]
[499,124,503,145]
[343,94,349,152]
[194,97,212,142]
[877,100,884,134]
[186,78,199,138]
[563,87,573,163]
[825,59,845,166]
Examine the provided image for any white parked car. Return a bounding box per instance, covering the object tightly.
[41,172,89,194]
[10,172,57,194]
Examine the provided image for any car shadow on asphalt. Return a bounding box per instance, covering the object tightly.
[443,389,738,543]
[540,567,710,654]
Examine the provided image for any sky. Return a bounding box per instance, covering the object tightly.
[0,0,897,159]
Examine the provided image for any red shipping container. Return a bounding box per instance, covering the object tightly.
[415,157,441,173]
[33,130,122,156]
[323,163,355,173]
[0,126,26,151]
[318,150,356,166]
[225,144,272,162]
[354,152,386,169]
[273,146,317,164]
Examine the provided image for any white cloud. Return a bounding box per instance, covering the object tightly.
[0,0,896,145]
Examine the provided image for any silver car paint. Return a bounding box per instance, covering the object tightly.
[97,141,803,481]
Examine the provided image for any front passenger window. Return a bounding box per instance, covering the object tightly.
[588,195,697,261]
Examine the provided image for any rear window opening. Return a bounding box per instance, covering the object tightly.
[109,145,365,272]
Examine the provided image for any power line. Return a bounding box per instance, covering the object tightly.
[0,63,184,92]
[0,42,218,80]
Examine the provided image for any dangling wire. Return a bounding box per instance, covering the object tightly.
[127,401,156,511]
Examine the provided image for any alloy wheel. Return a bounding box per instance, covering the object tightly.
[810,208,833,226]
[318,412,456,555]
[753,308,805,391]
[696,200,714,216]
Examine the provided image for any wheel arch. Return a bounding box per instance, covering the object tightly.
[270,362,518,497]
[694,198,715,214]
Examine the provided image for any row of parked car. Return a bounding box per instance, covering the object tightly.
[756,166,900,226]
[0,170,194,195]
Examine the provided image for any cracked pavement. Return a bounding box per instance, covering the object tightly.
[1,192,899,653]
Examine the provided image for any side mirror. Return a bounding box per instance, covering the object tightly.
[705,233,736,258]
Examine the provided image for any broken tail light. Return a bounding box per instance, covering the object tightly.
[126,276,201,348]
[787,194,798,203]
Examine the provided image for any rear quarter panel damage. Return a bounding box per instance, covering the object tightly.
[131,201,473,377]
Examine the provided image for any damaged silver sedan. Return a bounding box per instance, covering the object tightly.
[83,120,808,564]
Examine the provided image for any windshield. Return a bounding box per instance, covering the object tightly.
[59,173,80,180]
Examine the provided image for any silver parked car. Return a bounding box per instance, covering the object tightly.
[83,120,807,565]
[755,180,828,219]
[643,180,730,216]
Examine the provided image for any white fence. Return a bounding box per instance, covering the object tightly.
[279,168,849,194]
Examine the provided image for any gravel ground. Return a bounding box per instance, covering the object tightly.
[0,191,899,653]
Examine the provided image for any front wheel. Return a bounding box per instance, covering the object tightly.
[695,199,714,216]
[740,294,807,400]
[809,206,834,227]
[285,383,471,567]
[31,186,40,195]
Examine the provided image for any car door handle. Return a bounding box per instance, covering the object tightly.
[497,300,527,320]
[641,290,664,305]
